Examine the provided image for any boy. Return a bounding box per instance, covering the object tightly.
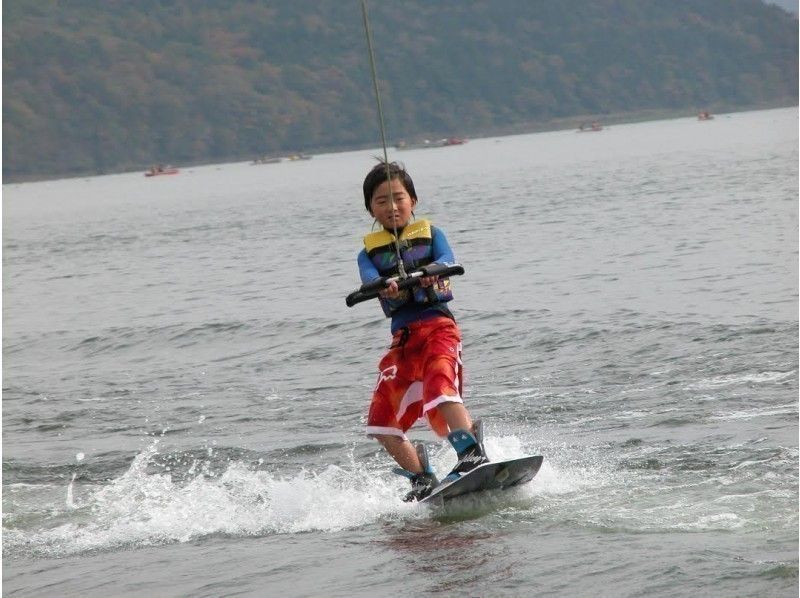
[357,161,488,501]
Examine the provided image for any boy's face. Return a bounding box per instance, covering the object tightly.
[369,178,417,230]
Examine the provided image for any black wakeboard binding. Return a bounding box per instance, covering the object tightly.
[443,419,490,483]
[395,442,439,502]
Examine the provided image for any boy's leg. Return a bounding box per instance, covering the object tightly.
[419,323,488,480]
[436,401,472,432]
[374,434,422,473]
[375,434,438,501]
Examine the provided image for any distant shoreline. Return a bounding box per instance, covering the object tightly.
[4,99,796,186]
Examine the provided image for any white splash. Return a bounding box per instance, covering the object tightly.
[6,440,419,557]
[65,473,78,510]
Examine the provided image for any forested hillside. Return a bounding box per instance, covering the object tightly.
[3,0,797,181]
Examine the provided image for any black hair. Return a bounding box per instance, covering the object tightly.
[362,161,417,212]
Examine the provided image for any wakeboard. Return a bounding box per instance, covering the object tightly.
[420,454,544,505]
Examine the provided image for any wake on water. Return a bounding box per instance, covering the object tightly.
[4,419,794,558]
[3,429,570,557]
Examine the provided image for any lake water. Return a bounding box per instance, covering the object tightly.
[3,107,798,597]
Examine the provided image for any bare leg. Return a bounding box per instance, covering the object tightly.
[436,401,472,433]
[374,434,422,472]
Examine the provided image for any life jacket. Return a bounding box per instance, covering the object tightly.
[363,219,454,317]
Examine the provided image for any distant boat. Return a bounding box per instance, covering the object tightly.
[697,111,714,121]
[285,153,312,161]
[252,156,282,165]
[144,165,179,177]
[578,122,603,132]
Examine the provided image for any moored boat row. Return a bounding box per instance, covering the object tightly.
[395,137,467,150]
[251,153,312,165]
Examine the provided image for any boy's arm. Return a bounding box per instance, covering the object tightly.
[357,249,381,284]
[430,226,456,265]
[358,249,403,300]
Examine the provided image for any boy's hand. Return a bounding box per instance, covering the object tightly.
[419,275,439,288]
[379,279,400,299]
[378,275,439,299]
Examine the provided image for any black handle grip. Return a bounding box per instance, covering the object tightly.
[345,263,465,307]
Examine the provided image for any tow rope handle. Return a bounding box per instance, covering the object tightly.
[345,263,465,307]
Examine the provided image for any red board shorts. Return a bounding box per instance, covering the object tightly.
[366,316,463,440]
